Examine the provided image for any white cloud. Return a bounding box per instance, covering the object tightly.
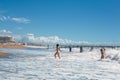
[0,15,10,21]
[0,16,6,21]
[2,16,7,20]
[27,33,35,40]
[0,30,118,46]
[13,34,91,45]
[0,29,12,34]
[0,29,12,36]
[11,17,30,23]
[0,15,30,23]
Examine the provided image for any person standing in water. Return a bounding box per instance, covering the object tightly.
[100,48,105,59]
[54,44,61,59]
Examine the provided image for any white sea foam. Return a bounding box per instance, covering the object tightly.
[0,47,120,80]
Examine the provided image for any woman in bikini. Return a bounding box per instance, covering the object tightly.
[54,44,61,59]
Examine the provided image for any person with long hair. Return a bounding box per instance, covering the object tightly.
[54,44,61,59]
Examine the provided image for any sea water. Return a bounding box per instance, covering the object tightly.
[0,47,120,80]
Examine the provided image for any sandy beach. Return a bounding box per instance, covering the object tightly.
[0,52,8,57]
[0,44,26,49]
[0,44,26,57]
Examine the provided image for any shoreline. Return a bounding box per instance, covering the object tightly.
[0,44,26,49]
[0,44,26,58]
[0,52,8,57]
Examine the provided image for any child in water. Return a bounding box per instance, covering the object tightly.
[54,44,61,59]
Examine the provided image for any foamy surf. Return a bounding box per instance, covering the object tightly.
[0,47,120,80]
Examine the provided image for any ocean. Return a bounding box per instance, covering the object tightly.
[0,46,120,80]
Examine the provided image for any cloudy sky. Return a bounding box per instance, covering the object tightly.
[0,0,120,43]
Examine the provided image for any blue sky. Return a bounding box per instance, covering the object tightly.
[0,0,120,43]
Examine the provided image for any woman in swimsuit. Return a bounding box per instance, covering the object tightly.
[54,44,61,59]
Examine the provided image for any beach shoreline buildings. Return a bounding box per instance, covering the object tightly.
[0,36,14,43]
[0,36,26,49]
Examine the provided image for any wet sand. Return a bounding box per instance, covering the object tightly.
[0,44,26,49]
[0,52,8,57]
[0,44,26,57]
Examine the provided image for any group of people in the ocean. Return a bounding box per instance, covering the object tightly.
[54,44,105,60]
